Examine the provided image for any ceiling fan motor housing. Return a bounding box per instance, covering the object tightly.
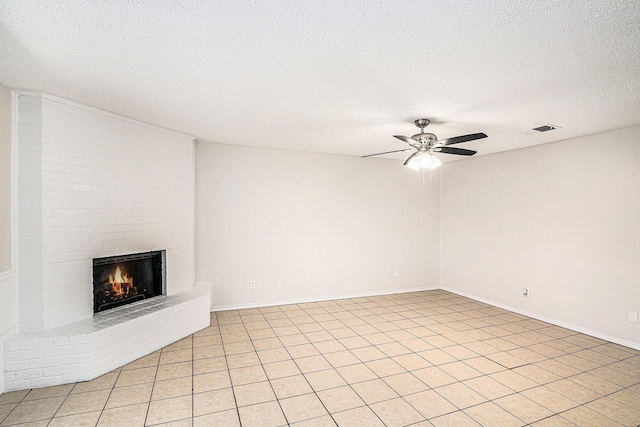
[411,132,437,144]
[362,117,484,159]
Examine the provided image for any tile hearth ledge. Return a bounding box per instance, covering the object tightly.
[3,285,211,392]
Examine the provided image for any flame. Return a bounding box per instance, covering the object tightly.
[108,265,133,295]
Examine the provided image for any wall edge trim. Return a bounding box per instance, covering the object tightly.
[0,325,16,343]
[0,269,13,281]
[13,91,196,141]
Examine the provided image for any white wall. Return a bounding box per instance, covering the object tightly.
[441,126,640,347]
[16,93,196,332]
[0,83,15,395]
[195,142,440,309]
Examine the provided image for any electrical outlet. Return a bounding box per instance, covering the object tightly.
[522,288,529,298]
[386,270,392,278]
[629,311,638,324]
[250,280,256,290]
[276,278,282,288]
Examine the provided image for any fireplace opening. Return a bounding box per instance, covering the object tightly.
[93,250,165,313]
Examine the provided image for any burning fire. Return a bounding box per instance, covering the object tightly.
[108,265,134,295]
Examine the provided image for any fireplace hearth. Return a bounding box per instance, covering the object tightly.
[93,251,165,313]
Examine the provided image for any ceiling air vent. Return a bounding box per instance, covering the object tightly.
[532,124,556,132]
[518,124,561,136]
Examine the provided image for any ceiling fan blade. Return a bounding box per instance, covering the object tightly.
[393,135,418,145]
[436,146,477,156]
[361,148,413,158]
[439,132,487,145]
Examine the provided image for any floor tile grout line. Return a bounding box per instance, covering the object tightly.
[215,311,245,427]
[247,294,639,424]
[237,309,292,427]
[269,306,342,426]
[142,339,167,427]
[190,330,197,425]
[243,307,367,425]
[3,291,640,426]
[301,303,451,426]
[293,307,391,427]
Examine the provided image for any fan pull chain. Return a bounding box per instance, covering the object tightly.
[422,168,433,184]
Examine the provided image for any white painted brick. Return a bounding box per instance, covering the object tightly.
[60,354,89,366]
[27,357,60,369]
[35,336,59,347]
[4,289,208,391]
[5,361,28,371]
[4,379,29,390]
[4,341,19,352]
[8,94,202,391]
[18,105,42,116]
[17,94,195,333]
[13,349,41,360]
[19,339,36,350]
[40,345,87,358]
[19,122,43,133]
[43,364,76,377]
[14,369,43,381]
[70,335,92,345]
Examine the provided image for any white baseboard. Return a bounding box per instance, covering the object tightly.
[207,283,640,351]
[211,285,439,312]
[441,287,640,352]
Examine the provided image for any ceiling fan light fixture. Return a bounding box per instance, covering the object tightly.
[419,153,432,169]
[429,154,441,169]
[403,152,421,171]
[403,152,441,171]
[363,118,485,170]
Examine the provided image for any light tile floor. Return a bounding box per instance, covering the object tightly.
[1,290,640,426]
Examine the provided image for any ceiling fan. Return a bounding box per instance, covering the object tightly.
[362,119,487,170]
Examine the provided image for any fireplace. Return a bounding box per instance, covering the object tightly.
[93,250,166,313]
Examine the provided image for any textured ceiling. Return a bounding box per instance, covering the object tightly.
[1,1,639,161]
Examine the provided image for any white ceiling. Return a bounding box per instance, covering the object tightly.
[1,1,639,162]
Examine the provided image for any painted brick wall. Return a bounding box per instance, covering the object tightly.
[17,93,195,332]
[0,270,16,394]
[16,95,45,331]
[3,288,210,391]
